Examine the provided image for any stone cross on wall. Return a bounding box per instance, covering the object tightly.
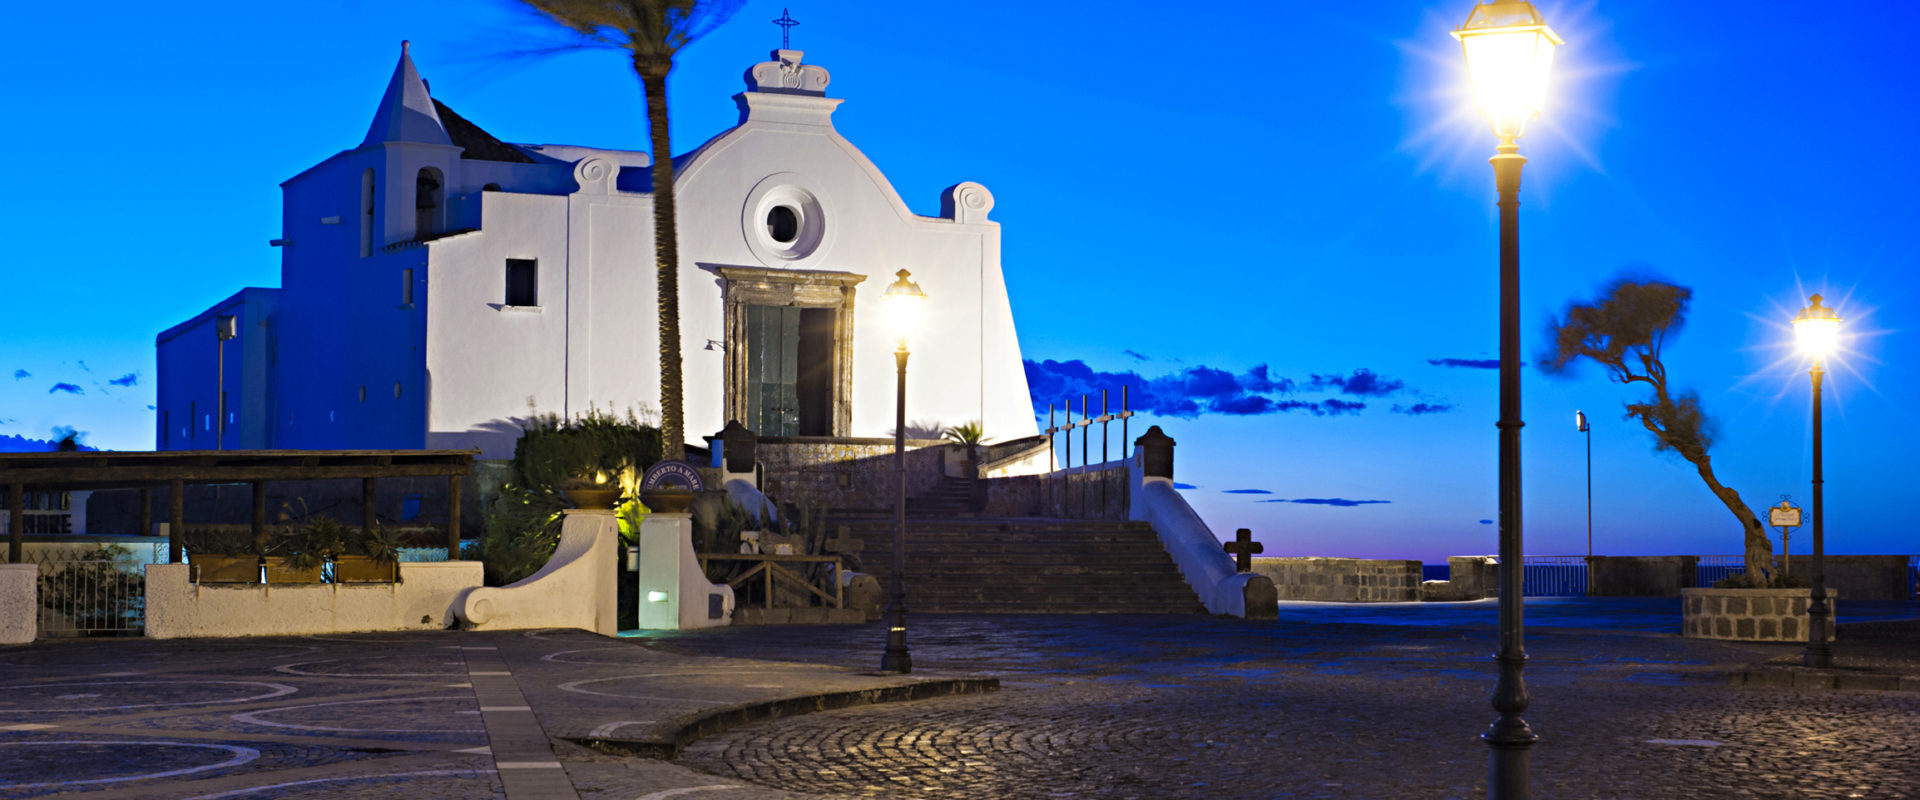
[824,525,862,555]
[1224,528,1263,573]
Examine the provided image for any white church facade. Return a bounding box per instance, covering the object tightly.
[157,44,1035,458]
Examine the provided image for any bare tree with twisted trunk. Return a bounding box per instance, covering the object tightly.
[518,0,742,462]
[1540,277,1775,584]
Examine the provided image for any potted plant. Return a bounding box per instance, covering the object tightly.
[335,523,401,583]
[268,515,342,584]
[181,527,263,583]
[515,410,658,510]
[943,421,990,511]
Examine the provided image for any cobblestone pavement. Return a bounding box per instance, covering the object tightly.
[664,601,1920,800]
[0,629,984,799]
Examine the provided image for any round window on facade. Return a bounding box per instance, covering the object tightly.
[766,205,800,244]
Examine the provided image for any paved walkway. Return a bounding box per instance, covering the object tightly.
[1,598,1915,799]
[0,629,990,799]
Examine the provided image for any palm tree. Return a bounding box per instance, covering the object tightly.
[519,0,741,462]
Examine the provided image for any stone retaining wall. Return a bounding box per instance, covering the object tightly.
[1251,557,1423,602]
[755,438,947,511]
[1681,587,1836,642]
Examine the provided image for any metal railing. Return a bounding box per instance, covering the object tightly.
[28,547,147,636]
[1520,555,1588,596]
[1695,555,1746,587]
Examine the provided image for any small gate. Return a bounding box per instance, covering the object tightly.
[29,545,151,637]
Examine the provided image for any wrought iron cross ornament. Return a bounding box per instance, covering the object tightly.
[773,8,800,49]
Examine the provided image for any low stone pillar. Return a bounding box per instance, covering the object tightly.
[1682,587,1836,642]
[1135,426,1175,481]
[1,563,36,644]
[717,420,758,476]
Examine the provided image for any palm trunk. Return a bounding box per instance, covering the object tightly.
[640,66,685,463]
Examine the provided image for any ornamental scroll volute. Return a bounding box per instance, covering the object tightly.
[748,49,830,95]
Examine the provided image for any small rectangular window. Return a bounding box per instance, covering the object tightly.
[401,268,414,305]
[505,258,538,307]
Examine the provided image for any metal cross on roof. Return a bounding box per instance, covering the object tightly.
[773,8,800,49]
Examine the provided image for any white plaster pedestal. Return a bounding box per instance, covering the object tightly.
[458,508,617,636]
[636,512,735,630]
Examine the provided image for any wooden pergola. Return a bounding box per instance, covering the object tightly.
[0,450,478,564]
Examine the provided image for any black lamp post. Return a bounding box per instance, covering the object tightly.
[1792,293,1840,668]
[1576,410,1591,564]
[880,268,925,674]
[1453,3,1560,797]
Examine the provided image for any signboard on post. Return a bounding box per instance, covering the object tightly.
[1768,501,1801,529]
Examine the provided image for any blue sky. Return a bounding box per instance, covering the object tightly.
[3,1,1915,562]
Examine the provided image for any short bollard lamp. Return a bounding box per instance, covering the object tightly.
[1453,2,1560,798]
[1792,294,1841,668]
[881,269,925,673]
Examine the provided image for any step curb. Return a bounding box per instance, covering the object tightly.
[567,676,1000,759]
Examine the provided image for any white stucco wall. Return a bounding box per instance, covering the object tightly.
[0,564,36,644]
[143,561,482,639]
[1129,464,1272,618]
[456,509,617,636]
[160,47,1039,459]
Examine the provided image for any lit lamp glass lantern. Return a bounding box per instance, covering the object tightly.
[881,269,926,346]
[1793,294,1841,361]
[1454,0,1563,142]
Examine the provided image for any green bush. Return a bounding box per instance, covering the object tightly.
[476,408,663,587]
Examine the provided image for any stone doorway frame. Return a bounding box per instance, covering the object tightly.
[714,265,865,438]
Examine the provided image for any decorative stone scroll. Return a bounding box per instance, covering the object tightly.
[747,49,830,95]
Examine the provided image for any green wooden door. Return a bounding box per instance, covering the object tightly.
[746,305,801,436]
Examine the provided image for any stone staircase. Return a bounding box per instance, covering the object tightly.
[829,515,1205,614]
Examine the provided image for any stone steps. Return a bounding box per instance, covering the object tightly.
[826,515,1202,615]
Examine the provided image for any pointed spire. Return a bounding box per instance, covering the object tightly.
[363,40,452,148]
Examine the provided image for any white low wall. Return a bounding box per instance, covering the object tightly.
[1,563,36,644]
[144,561,483,639]
[1128,464,1276,618]
[456,509,617,636]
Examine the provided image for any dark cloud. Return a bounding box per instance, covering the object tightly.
[1479,519,1494,524]
[1171,482,1200,490]
[1428,358,1500,369]
[1321,399,1367,415]
[11,369,27,381]
[1287,498,1391,507]
[1392,402,1454,416]
[1309,368,1406,397]
[1223,489,1273,495]
[49,383,83,395]
[109,373,139,387]
[1024,360,1405,420]
[1123,349,1149,361]
[147,404,158,411]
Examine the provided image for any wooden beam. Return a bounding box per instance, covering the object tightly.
[8,483,21,564]
[0,463,472,485]
[446,474,462,561]
[168,479,184,563]
[361,477,377,537]
[251,481,267,547]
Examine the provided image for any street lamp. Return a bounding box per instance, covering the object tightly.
[880,268,925,674]
[1792,293,1840,668]
[1454,2,1559,797]
[1576,410,1591,565]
